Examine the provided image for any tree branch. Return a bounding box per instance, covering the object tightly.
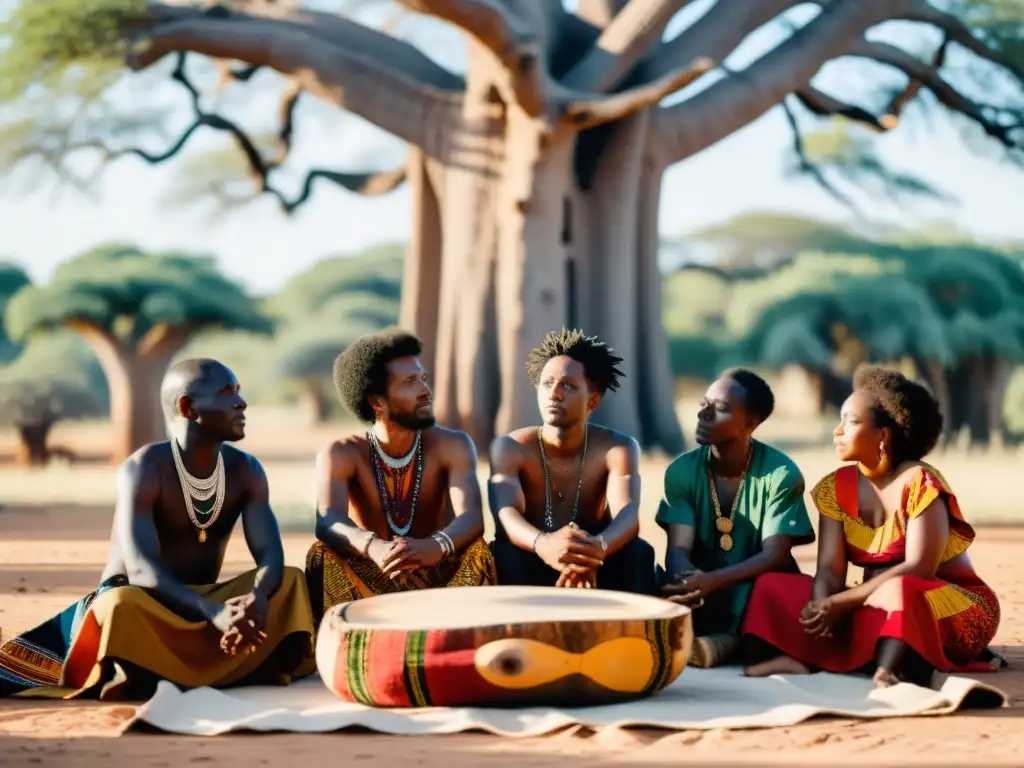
[849,39,1023,152]
[562,55,713,129]
[645,0,809,84]
[276,165,408,214]
[654,0,910,165]
[796,88,897,132]
[397,0,546,115]
[896,0,1024,85]
[23,52,408,215]
[129,6,464,155]
[563,0,696,94]
[794,34,951,133]
[782,98,862,212]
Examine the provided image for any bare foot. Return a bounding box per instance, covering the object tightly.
[872,667,899,688]
[744,655,811,677]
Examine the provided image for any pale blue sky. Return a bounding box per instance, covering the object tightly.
[0,1,1020,295]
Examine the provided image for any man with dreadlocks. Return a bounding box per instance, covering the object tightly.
[304,328,495,622]
[488,328,656,593]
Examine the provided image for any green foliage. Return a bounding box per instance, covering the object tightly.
[662,214,1024,379]
[0,332,106,426]
[263,243,404,321]
[0,262,31,364]
[0,0,146,102]
[4,244,273,345]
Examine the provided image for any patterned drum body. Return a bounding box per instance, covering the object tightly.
[316,585,692,708]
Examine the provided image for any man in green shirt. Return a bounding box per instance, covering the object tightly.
[657,369,814,668]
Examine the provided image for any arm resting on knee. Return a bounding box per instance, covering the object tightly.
[437,431,485,551]
[240,456,284,600]
[314,443,378,558]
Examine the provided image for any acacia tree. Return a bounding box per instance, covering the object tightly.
[267,244,402,421]
[4,245,272,461]
[3,0,1024,450]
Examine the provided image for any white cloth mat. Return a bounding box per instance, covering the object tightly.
[127,666,1007,737]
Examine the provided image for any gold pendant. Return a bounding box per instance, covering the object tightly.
[719,533,733,552]
[716,517,733,534]
[198,529,207,543]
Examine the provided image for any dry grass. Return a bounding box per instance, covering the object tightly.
[0,395,1018,544]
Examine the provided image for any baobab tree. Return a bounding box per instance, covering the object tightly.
[2,0,1023,451]
[4,245,271,461]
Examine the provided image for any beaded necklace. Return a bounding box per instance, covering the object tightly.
[368,430,423,536]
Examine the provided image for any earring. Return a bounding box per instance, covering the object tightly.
[878,441,884,455]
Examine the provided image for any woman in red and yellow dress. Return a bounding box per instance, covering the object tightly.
[742,365,1002,687]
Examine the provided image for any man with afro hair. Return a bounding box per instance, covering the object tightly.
[488,328,657,594]
[305,328,495,620]
[657,368,815,669]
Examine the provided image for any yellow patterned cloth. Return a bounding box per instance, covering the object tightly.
[305,538,497,622]
[18,567,317,701]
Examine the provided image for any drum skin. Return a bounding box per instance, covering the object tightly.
[316,586,693,708]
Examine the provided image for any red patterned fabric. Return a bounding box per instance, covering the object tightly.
[742,464,1000,673]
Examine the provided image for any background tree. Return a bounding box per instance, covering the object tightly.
[4,245,272,462]
[660,226,1024,447]
[0,263,32,364]
[0,333,107,465]
[266,243,402,422]
[3,0,1024,451]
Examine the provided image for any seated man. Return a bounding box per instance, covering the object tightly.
[657,369,815,668]
[305,329,495,622]
[1,359,316,700]
[489,328,656,593]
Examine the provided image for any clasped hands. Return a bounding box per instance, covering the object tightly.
[368,535,446,580]
[799,596,843,638]
[536,522,606,588]
[210,591,268,656]
[660,569,720,607]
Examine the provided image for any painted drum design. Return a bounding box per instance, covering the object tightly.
[315,585,692,708]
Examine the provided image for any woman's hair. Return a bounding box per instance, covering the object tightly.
[853,364,943,462]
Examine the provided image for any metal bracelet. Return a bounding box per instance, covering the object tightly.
[362,532,378,557]
[531,530,545,553]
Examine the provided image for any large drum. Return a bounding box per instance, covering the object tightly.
[316,585,692,708]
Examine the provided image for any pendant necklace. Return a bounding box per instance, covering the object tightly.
[171,438,225,543]
[706,445,753,553]
[537,426,588,531]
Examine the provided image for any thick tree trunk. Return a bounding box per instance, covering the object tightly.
[68,321,195,463]
[298,382,329,424]
[913,356,953,441]
[399,147,444,381]
[418,96,684,451]
[15,422,53,466]
[945,355,1002,449]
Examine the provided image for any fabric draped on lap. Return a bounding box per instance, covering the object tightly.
[655,440,815,637]
[492,537,658,595]
[743,572,998,673]
[743,464,1001,673]
[305,538,497,621]
[0,575,128,697]
[17,567,316,701]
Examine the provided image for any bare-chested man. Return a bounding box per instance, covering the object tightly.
[488,329,656,593]
[305,328,495,622]
[1,359,315,699]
